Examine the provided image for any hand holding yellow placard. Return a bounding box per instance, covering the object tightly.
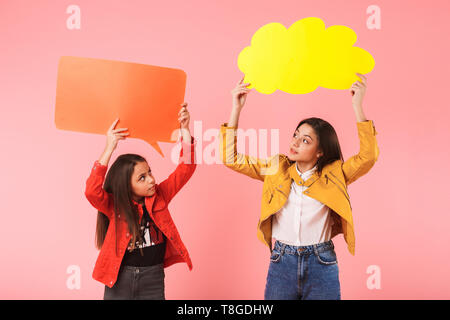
[238,17,375,94]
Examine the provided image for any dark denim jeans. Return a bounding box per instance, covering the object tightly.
[264,240,341,300]
[103,263,165,300]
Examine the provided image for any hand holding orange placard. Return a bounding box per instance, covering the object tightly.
[54,56,187,156]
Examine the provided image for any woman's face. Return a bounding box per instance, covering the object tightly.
[130,161,156,200]
[287,123,323,163]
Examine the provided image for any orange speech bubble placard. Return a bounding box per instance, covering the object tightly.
[55,56,187,156]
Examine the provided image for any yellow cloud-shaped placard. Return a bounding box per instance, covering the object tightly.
[238,17,375,94]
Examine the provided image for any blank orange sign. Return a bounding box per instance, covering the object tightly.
[54,56,187,156]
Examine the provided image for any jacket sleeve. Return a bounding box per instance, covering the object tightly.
[84,160,114,219]
[158,136,197,204]
[342,120,380,185]
[218,123,280,182]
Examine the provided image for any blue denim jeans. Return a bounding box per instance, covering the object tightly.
[264,240,341,300]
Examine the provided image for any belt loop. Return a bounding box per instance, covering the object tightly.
[280,243,286,256]
[313,243,318,256]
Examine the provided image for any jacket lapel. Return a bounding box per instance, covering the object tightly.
[150,185,167,213]
[288,162,320,187]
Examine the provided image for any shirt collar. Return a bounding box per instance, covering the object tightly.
[295,163,317,179]
[289,162,319,186]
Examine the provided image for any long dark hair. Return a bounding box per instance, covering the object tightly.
[288,117,343,176]
[95,154,147,256]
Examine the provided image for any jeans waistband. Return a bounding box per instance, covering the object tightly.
[274,240,335,255]
[120,263,164,272]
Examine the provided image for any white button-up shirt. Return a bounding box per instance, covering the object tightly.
[271,163,334,246]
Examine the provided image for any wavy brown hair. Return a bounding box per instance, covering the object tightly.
[95,154,147,256]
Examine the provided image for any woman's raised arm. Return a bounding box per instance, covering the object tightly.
[342,73,380,184]
[219,78,279,181]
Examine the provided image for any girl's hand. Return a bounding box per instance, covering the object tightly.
[105,118,129,151]
[231,77,251,110]
[350,73,367,107]
[178,102,190,129]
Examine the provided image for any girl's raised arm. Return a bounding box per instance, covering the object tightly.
[158,104,197,203]
[85,119,129,217]
[98,118,129,165]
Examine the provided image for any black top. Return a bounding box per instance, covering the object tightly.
[121,204,166,267]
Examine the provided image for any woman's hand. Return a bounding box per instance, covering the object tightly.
[350,73,368,122]
[105,118,129,151]
[350,73,367,107]
[231,77,251,110]
[227,77,251,128]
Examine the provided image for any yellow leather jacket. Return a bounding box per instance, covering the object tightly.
[219,120,379,255]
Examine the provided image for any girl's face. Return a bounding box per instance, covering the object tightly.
[287,123,323,163]
[130,161,156,201]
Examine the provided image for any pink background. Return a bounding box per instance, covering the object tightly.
[1,0,449,299]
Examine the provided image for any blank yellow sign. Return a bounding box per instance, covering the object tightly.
[238,17,375,94]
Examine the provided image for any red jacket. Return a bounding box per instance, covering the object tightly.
[85,137,196,288]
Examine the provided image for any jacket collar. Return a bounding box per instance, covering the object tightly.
[287,159,343,186]
[132,191,158,213]
[145,184,165,212]
[288,162,319,187]
[132,199,142,207]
